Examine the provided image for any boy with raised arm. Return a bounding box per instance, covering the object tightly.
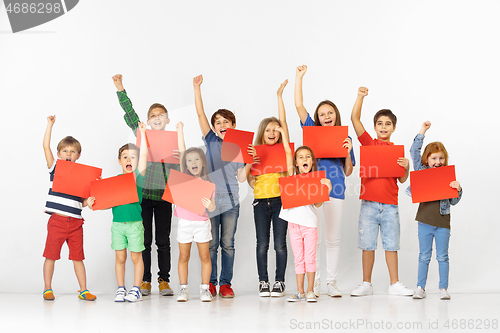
[192,74,254,298]
[350,87,413,297]
[112,74,179,296]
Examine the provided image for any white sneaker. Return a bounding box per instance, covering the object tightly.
[413,286,426,299]
[114,287,126,302]
[440,289,451,300]
[124,287,142,302]
[200,285,212,302]
[327,282,342,297]
[313,278,320,297]
[306,291,317,302]
[177,285,189,302]
[388,281,414,296]
[351,282,373,296]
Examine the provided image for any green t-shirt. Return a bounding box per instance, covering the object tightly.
[112,170,145,222]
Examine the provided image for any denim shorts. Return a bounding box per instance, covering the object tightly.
[357,200,400,251]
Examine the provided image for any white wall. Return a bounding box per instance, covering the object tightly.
[0,0,498,294]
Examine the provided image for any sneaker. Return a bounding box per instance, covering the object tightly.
[140,281,151,296]
[177,285,189,302]
[287,292,306,302]
[200,285,213,302]
[388,281,414,296]
[259,281,271,297]
[43,289,55,301]
[270,281,285,297]
[351,282,373,296]
[306,291,317,302]
[313,278,320,297]
[159,278,174,296]
[413,286,426,299]
[327,282,342,297]
[209,283,217,297]
[440,289,451,300]
[78,289,97,301]
[114,287,127,302]
[124,287,142,302]
[219,284,234,298]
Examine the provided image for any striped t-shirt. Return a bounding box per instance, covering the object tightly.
[44,160,83,218]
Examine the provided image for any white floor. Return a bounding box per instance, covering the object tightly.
[2,291,499,333]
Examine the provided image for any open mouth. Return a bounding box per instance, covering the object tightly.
[267,136,276,141]
[302,163,309,170]
[126,163,132,171]
[191,166,199,173]
[220,129,227,135]
[66,158,71,161]
[324,120,333,125]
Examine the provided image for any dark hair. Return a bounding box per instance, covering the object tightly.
[210,109,236,127]
[373,109,397,127]
[313,100,341,127]
[57,136,82,154]
[293,146,318,175]
[254,117,283,145]
[147,103,168,119]
[118,143,139,159]
[182,147,211,182]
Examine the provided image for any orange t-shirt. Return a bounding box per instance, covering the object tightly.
[358,131,399,205]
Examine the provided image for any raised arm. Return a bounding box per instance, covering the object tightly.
[276,126,294,176]
[277,79,290,142]
[43,115,56,168]
[410,121,431,171]
[137,122,148,176]
[112,74,125,92]
[176,122,186,172]
[113,74,141,132]
[193,75,211,137]
[294,65,309,124]
[351,87,368,137]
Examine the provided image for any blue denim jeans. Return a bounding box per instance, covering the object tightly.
[253,196,288,282]
[417,222,450,290]
[358,200,400,251]
[209,193,240,286]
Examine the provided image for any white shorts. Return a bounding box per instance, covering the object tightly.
[177,218,212,244]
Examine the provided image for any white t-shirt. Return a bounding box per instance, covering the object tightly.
[279,204,318,228]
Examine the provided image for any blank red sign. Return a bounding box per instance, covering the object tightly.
[303,126,348,158]
[410,165,458,203]
[89,173,139,210]
[279,170,329,209]
[360,145,405,178]
[136,129,179,164]
[52,160,102,198]
[250,143,295,176]
[221,128,254,164]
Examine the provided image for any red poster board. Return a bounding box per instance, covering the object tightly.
[136,129,179,164]
[360,145,405,178]
[52,160,102,198]
[221,128,254,164]
[410,165,458,203]
[162,169,216,216]
[89,173,139,210]
[303,126,348,158]
[279,170,329,209]
[250,143,295,176]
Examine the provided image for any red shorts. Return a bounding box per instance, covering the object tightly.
[43,214,85,261]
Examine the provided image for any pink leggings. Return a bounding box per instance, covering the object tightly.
[288,222,318,274]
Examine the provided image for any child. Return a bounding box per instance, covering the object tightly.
[88,122,148,302]
[42,115,96,301]
[279,142,332,302]
[350,87,413,296]
[192,74,255,298]
[174,122,216,302]
[246,80,289,297]
[295,65,356,297]
[112,75,179,297]
[409,121,463,300]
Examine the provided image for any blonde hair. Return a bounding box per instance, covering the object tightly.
[254,117,283,146]
[421,141,449,167]
[57,136,82,154]
[118,143,139,159]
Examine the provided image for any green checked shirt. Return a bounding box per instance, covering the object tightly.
[117,89,179,201]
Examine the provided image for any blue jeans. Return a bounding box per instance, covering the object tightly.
[358,200,400,251]
[417,222,450,289]
[253,197,288,282]
[209,193,240,286]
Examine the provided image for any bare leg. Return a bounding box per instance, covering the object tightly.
[130,252,144,287]
[362,250,375,283]
[178,243,192,285]
[73,260,87,291]
[115,250,127,286]
[306,272,316,293]
[43,259,55,290]
[296,274,305,294]
[385,251,399,284]
[197,242,211,285]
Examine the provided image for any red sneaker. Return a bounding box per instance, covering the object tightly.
[219,284,234,298]
[209,283,217,297]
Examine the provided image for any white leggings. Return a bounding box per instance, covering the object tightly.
[315,197,344,284]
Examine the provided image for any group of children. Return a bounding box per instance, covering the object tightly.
[41,65,462,303]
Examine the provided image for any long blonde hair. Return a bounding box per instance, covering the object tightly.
[254,117,283,146]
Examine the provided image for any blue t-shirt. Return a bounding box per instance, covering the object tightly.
[301,114,356,199]
[203,130,244,196]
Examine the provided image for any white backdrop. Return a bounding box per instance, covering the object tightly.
[0,0,498,295]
